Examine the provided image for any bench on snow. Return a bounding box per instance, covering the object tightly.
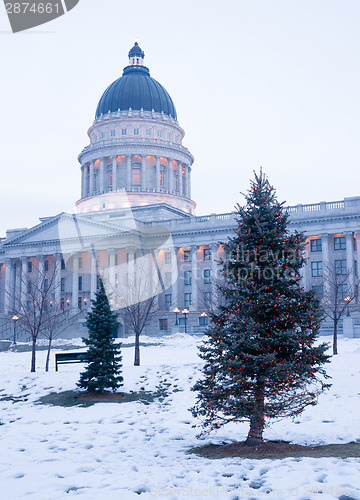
[55,352,86,371]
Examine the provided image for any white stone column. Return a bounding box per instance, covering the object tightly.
[191,245,199,310]
[156,156,161,192]
[127,247,136,303]
[55,253,61,307]
[20,257,28,308]
[112,156,117,192]
[89,160,94,195]
[168,159,173,194]
[108,249,116,288]
[184,165,189,198]
[37,255,45,293]
[82,165,87,198]
[99,158,104,193]
[90,251,97,301]
[345,231,355,291]
[178,162,183,196]
[127,155,132,191]
[211,243,219,294]
[188,166,192,199]
[141,155,146,191]
[321,233,330,296]
[72,254,79,309]
[4,258,13,314]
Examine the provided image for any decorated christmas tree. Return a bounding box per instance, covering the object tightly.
[78,280,123,393]
[191,171,331,444]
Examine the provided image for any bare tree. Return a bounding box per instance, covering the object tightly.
[319,263,359,355]
[42,303,78,372]
[12,261,58,372]
[111,250,160,366]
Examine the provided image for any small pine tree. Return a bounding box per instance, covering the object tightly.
[191,171,331,444]
[78,280,123,393]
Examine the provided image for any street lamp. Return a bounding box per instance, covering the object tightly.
[201,311,208,326]
[12,315,19,345]
[173,307,180,325]
[344,296,351,316]
[182,308,189,333]
[84,298,88,307]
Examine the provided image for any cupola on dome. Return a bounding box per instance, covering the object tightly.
[95,42,177,120]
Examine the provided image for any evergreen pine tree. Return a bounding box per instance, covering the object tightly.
[191,171,331,445]
[78,280,123,393]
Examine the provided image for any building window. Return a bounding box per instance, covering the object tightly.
[199,315,208,326]
[78,257,83,269]
[165,251,171,264]
[204,248,212,261]
[78,276,83,291]
[27,261,32,273]
[146,128,152,136]
[311,261,323,277]
[27,281,31,294]
[108,169,113,187]
[157,130,163,138]
[159,319,168,331]
[160,170,164,187]
[204,291,212,305]
[121,128,127,136]
[335,259,347,275]
[61,258,65,270]
[44,259,49,272]
[167,133,171,141]
[355,260,358,277]
[78,297,82,310]
[165,294,172,308]
[61,298,65,311]
[134,128,139,135]
[339,283,348,299]
[334,237,346,250]
[184,270,192,285]
[183,250,191,262]
[101,132,105,139]
[133,168,140,185]
[26,300,31,312]
[184,293,192,307]
[204,269,212,284]
[165,272,172,288]
[44,279,49,292]
[61,278,65,292]
[111,130,115,137]
[311,239,322,252]
[312,285,323,299]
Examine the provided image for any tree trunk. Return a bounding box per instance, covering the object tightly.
[134,331,140,366]
[31,338,36,372]
[333,320,338,355]
[245,377,265,445]
[45,338,52,372]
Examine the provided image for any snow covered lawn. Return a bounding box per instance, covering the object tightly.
[0,334,359,500]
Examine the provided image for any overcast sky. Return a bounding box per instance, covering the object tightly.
[1,0,360,236]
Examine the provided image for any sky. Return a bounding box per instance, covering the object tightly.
[1,0,360,236]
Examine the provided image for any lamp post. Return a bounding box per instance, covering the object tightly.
[173,307,180,325]
[12,315,19,345]
[201,311,208,326]
[84,298,88,308]
[182,308,189,333]
[344,295,351,316]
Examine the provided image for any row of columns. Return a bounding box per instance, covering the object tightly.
[304,231,359,295]
[1,243,221,315]
[81,155,191,199]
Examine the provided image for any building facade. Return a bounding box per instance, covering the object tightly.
[1,43,360,338]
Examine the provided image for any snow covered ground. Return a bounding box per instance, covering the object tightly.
[0,334,359,500]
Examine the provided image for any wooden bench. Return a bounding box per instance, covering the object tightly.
[55,352,87,371]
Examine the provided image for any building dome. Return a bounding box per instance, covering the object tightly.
[95,42,177,120]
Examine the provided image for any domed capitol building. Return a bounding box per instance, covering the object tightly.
[1,42,360,339]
